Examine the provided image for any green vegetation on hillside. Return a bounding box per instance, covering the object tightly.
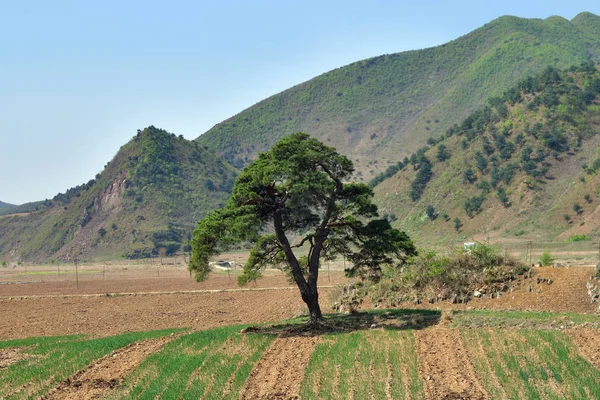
[375,64,600,244]
[197,13,600,183]
[0,200,15,213]
[0,126,237,262]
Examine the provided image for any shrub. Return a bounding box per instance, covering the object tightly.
[465,194,486,217]
[496,187,510,207]
[463,168,477,184]
[539,250,554,266]
[453,217,462,231]
[436,145,451,162]
[425,205,437,220]
[566,234,591,242]
[410,156,433,201]
[332,244,525,309]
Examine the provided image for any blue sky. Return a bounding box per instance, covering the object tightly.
[2,0,600,204]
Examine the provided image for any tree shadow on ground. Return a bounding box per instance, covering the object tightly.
[241,309,442,338]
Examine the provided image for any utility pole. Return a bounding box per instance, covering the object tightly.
[526,241,533,265]
[75,258,79,290]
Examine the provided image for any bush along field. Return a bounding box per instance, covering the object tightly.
[2,309,600,399]
[333,243,529,310]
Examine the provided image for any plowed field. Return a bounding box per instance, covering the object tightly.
[1,264,597,339]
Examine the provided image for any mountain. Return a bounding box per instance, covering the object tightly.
[5,12,600,261]
[196,12,600,184]
[374,65,600,245]
[0,201,15,213]
[0,201,47,216]
[0,127,237,261]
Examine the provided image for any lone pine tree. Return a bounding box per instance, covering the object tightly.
[189,133,416,322]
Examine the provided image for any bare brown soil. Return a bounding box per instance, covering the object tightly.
[401,267,598,314]
[2,261,599,399]
[241,336,320,400]
[0,266,348,297]
[42,336,174,400]
[415,326,489,400]
[567,328,600,369]
[0,347,30,369]
[0,289,326,339]
[0,265,597,341]
[0,270,346,340]
[470,267,596,313]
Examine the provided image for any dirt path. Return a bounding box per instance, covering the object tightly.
[240,336,320,399]
[567,328,600,369]
[415,327,489,400]
[42,336,173,400]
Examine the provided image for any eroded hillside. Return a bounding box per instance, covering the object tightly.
[0,127,237,261]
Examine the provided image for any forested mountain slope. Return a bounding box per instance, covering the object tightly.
[374,65,600,244]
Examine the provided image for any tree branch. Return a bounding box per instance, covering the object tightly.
[291,234,314,249]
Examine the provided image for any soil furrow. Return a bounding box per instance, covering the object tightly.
[567,328,600,369]
[369,359,376,400]
[240,335,319,400]
[384,340,393,400]
[42,336,174,400]
[415,327,489,400]
[331,360,341,399]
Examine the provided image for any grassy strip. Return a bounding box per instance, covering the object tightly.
[300,329,424,399]
[0,335,82,350]
[451,309,599,329]
[0,329,181,399]
[108,325,274,400]
[462,329,600,399]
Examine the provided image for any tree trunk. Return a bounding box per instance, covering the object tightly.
[273,211,323,323]
[302,289,323,323]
